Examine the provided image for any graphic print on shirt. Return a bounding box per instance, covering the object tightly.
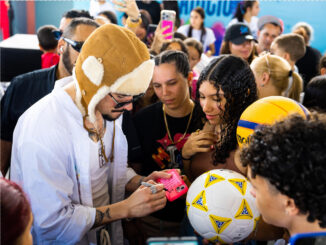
[152,132,190,169]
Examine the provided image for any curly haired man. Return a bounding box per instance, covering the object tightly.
[241,113,326,236]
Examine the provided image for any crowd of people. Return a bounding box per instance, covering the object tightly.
[1,0,326,244]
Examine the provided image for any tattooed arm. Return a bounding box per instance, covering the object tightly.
[92,202,127,229]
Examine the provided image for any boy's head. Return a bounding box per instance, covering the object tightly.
[37,25,59,52]
[270,33,306,66]
[241,113,326,232]
[320,54,326,75]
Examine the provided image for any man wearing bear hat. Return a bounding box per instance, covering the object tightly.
[10,24,169,244]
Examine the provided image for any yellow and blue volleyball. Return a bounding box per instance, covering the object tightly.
[237,96,310,148]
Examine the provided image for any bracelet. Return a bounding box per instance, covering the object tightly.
[126,16,142,28]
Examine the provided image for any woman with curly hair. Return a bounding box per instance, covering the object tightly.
[182,55,257,181]
[241,113,326,235]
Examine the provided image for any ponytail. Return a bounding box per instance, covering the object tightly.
[234,2,245,22]
[287,71,303,102]
[233,1,256,23]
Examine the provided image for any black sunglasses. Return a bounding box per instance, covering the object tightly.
[52,30,62,40]
[63,37,84,53]
[109,93,144,109]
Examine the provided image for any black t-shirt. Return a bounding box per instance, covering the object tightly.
[1,65,57,141]
[131,101,203,222]
[296,46,322,89]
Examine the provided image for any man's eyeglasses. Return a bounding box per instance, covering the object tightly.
[63,37,84,53]
[109,93,144,109]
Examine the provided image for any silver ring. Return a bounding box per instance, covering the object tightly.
[150,186,157,194]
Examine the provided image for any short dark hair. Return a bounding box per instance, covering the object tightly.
[273,33,306,62]
[197,55,257,164]
[62,9,92,19]
[320,54,326,70]
[160,38,188,55]
[98,10,117,24]
[37,25,58,50]
[62,17,99,39]
[154,50,190,78]
[303,75,326,112]
[241,113,326,228]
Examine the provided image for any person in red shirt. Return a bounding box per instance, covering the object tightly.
[37,25,60,68]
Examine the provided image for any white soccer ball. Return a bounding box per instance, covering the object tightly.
[186,169,260,244]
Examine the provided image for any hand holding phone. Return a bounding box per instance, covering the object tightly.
[156,169,188,202]
[160,10,176,40]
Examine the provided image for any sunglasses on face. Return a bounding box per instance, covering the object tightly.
[109,93,145,109]
[63,37,84,52]
[52,30,62,40]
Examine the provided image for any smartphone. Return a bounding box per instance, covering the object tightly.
[156,169,188,202]
[160,10,176,40]
[147,236,198,245]
[289,232,326,245]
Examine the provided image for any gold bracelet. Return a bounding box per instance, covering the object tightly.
[126,16,142,28]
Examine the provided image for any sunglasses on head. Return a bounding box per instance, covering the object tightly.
[63,37,84,52]
[109,93,145,109]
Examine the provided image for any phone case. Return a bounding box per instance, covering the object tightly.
[161,10,175,40]
[156,169,188,202]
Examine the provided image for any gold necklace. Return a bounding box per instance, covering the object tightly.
[83,116,115,167]
[162,101,194,145]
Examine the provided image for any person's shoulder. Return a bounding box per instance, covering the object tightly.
[10,66,55,88]
[205,27,215,34]
[309,46,322,57]
[135,102,162,118]
[228,18,238,27]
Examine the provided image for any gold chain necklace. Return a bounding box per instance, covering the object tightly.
[83,116,115,167]
[162,101,194,145]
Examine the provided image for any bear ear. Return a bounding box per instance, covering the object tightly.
[81,56,104,86]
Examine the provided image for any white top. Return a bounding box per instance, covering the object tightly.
[177,24,216,52]
[89,0,115,17]
[227,16,259,39]
[90,130,111,208]
[10,84,136,245]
